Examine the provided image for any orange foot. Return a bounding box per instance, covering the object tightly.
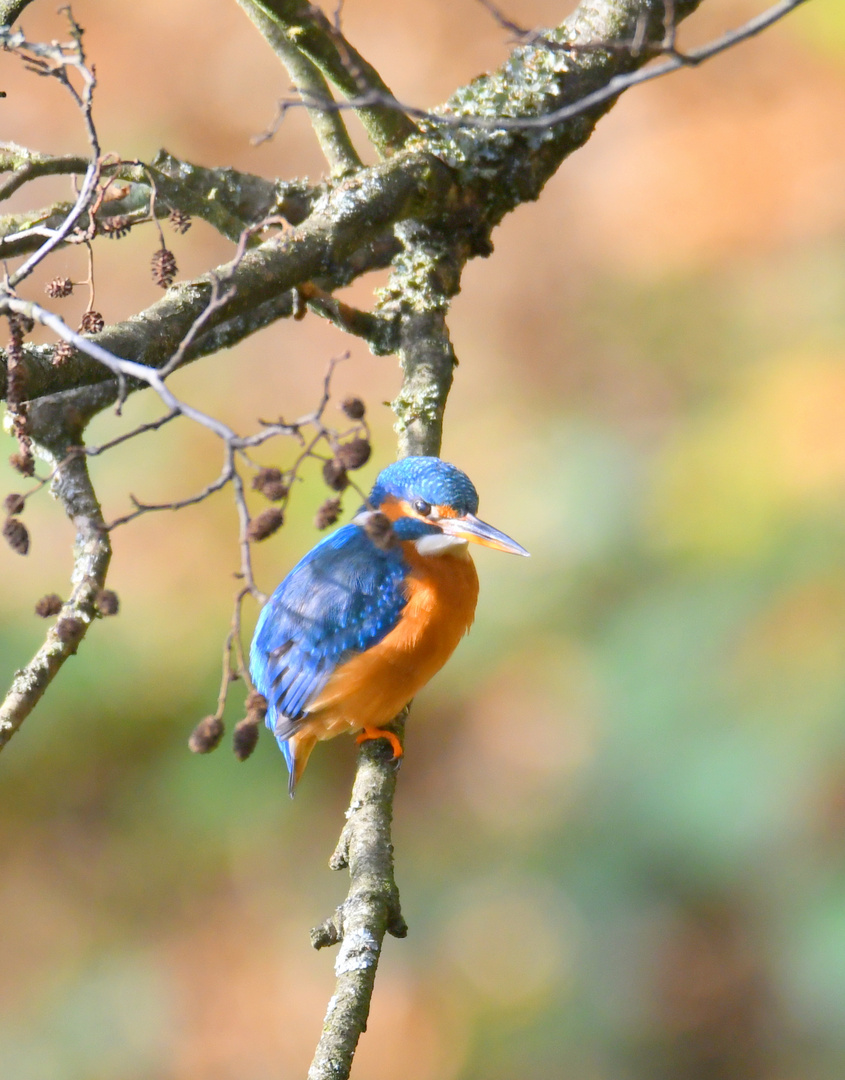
[355,726,404,759]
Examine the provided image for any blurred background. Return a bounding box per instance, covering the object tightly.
[2,0,845,1077]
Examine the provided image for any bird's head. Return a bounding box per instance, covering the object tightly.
[365,456,528,557]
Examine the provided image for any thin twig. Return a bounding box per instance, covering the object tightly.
[106,467,233,530]
[3,13,102,287]
[81,409,180,457]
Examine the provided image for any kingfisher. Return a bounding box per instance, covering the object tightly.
[250,456,528,794]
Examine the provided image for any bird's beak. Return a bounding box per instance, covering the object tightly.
[440,513,530,556]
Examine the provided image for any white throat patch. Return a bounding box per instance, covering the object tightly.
[414,532,468,556]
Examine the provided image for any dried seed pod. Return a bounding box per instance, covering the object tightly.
[4,492,24,515]
[101,214,132,239]
[95,589,119,616]
[45,277,74,299]
[252,467,288,502]
[151,247,178,288]
[2,516,29,554]
[80,310,105,334]
[336,438,371,470]
[322,458,349,492]
[52,340,76,366]
[315,497,341,530]
[189,715,225,754]
[35,593,63,617]
[233,716,261,761]
[340,396,366,420]
[247,508,284,542]
[9,451,34,477]
[245,690,268,718]
[168,208,192,234]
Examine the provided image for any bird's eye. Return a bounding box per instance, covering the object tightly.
[412,498,432,517]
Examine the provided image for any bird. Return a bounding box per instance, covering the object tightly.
[250,455,528,794]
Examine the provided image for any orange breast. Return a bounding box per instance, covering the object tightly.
[303,542,479,741]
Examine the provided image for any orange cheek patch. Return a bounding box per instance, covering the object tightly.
[378,495,405,521]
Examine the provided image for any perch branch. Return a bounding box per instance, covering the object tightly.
[307,223,457,1076]
[308,716,409,1080]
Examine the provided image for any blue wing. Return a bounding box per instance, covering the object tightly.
[250,523,409,766]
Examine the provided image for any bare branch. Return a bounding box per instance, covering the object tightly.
[82,409,179,457]
[250,0,418,155]
[0,151,314,260]
[307,714,408,1080]
[237,0,362,176]
[0,446,110,752]
[106,466,233,531]
[305,218,456,1074]
[0,146,90,202]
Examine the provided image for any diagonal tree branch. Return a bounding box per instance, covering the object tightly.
[237,0,363,177]
[247,0,419,155]
[0,150,315,259]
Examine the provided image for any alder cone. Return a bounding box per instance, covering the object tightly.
[337,438,371,470]
[247,508,284,541]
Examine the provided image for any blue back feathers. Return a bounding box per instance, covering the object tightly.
[251,523,408,724]
[370,457,479,515]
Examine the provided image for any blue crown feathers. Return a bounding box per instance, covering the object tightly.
[369,457,479,516]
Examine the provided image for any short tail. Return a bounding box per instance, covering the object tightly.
[279,730,317,797]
